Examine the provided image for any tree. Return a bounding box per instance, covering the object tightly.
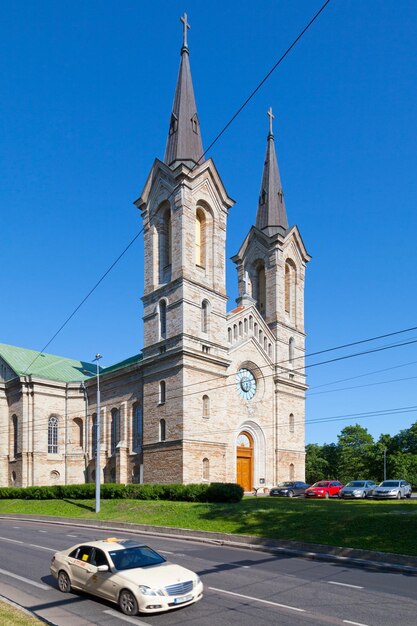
[337,424,374,483]
[305,444,329,484]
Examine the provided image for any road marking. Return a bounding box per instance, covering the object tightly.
[38,530,47,533]
[343,621,370,626]
[29,543,55,552]
[0,536,23,544]
[328,581,363,590]
[209,587,305,612]
[0,567,49,590]
[103,609,150,624]
[160,550,175,555]
[13,526,20,529]
[66,534,78,537]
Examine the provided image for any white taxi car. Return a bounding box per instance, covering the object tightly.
[50,537,203,615]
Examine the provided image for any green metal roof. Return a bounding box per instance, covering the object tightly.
[0,343,97,383]
[101,353,143,375]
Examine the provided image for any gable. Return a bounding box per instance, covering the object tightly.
[0,355,17,382]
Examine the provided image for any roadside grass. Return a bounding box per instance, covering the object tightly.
[0,497,416,556]
[0,601,43,625]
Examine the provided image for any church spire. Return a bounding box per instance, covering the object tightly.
[164,13,204,169]
[255,108,288,235]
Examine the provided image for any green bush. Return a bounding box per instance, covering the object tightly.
[0,482,243,503]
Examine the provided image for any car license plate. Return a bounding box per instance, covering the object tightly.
[174,594,193,604]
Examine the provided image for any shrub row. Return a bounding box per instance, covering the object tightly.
[0,482,243,503]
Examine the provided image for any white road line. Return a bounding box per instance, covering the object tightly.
[103,609,150,624]
[66,534,78,538]
[328,581,364,590]
[160,550,175,555]
[13,526,20,529]
[29,543,55,552]
[209,587,305,612]
[0,536,23,544]
[38,530,47,533]
[343,621,371,626]
[0,567,49,590]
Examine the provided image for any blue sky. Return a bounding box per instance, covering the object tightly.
[1,1,417,445]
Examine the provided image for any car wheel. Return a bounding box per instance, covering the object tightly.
[58,570,71,593]
[119,589,139,616]
[406,492,412,499]
[288,490,294,498]
[396,491,402,499]
[324,492,329,499]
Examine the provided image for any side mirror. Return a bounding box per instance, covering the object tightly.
[97,565,109,572]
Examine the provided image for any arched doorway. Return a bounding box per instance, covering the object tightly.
[236,431,253,492]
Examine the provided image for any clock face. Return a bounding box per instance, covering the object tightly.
[236,368,256,400]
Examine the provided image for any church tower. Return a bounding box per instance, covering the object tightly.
[231,109,310,485]
[135,15,234,484]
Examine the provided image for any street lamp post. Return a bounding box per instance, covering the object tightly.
[94,354,102,513]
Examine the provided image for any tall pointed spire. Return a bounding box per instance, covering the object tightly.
[255,108,288,235]
[164,13,204,169]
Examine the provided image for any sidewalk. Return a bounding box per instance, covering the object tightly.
[2,513,417,574]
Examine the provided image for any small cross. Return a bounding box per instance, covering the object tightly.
[267,107,275,136]
[180,13,190,48]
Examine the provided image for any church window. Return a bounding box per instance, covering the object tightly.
[73,417,83,448]
[239,321,243,336]
[289,337,295,366]
[169,113,178,135]
[259,330,263,345]
[159,419,166,442]
[264,337,267,351]
[249,316,253,330]
[268,343,272,357]
[158,206,172,283]
[159,299,167,339]
[201,300,209,333]
[257,265,266,315]
[228,327,232,343]
[233,324,237,340]
[12,414,18,458]
[254,322,258,337]
[289,413,295,433]
[191,113,199,134]
[11,471,16,485]
[244,318,248,334]
[202,458,210,481]
[195,208,206,267]
[289,463,295,481]
[48,416,58,454]
[202,395,210,418]
[285,259,296,317]
[91,413,97,457]
[159,380,166,404]
[110,408,120,455]
[132,402,143,452]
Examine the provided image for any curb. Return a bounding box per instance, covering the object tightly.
[1,514,417,575]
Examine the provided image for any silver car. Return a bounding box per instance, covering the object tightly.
[372,480,412,500]
[339,480,377,499]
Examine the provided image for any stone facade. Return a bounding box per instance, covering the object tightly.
[0,19,310,491]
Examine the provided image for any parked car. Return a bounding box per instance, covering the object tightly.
[269,481,310,498]
[372,480,412,500]
[339,480,377,499]
[305,481,344,499]
[51,537,203,616]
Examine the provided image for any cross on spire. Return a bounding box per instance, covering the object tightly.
[180,13,190,48]
[267,107,275,136]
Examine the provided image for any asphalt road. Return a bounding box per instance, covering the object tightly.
[0,519,416,626]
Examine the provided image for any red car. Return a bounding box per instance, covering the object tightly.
[305,481,344,499]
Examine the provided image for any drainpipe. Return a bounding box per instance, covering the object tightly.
[81,382,89,476]
[64,383,68,485]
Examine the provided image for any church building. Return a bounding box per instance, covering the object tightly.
[0,16,310,492]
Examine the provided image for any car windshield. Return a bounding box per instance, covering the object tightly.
[313,482,329,487]
[346,481,365,487]
[380,481,400,487]
[277,482,293,487]
[109,546,166,571]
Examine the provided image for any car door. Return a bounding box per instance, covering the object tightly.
[84,548,116,601]
[67,545,94,588]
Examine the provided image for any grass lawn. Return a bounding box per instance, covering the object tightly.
[0,601,43,625]
[0,497,416,556]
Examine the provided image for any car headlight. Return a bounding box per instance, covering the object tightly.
[352,490,361,494]
[193,576,202,588]
[138,585,161,596]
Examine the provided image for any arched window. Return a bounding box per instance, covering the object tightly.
[159,300,167,339]
[201,300,209,333]
[289,463,295,481]
[111,408,120,455]
[91,413,97,456]
[158,206,171,281]
[228,327,232,343]
[289,337,295,366]
[285,259,296,317]
[289,413,295,433]
[195,208,206,267]
[239,321,243,336]
[233,324,237,339]
[159,419,166,442]
[73,417,83,448]
[48,416,58,454]
[202,458,210,481]
[132,403,143,452]
[202,395,210,418]
[12,414,18,458]
[244,318,248,334]
[159,380,166,404]
[255,263,266,315]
